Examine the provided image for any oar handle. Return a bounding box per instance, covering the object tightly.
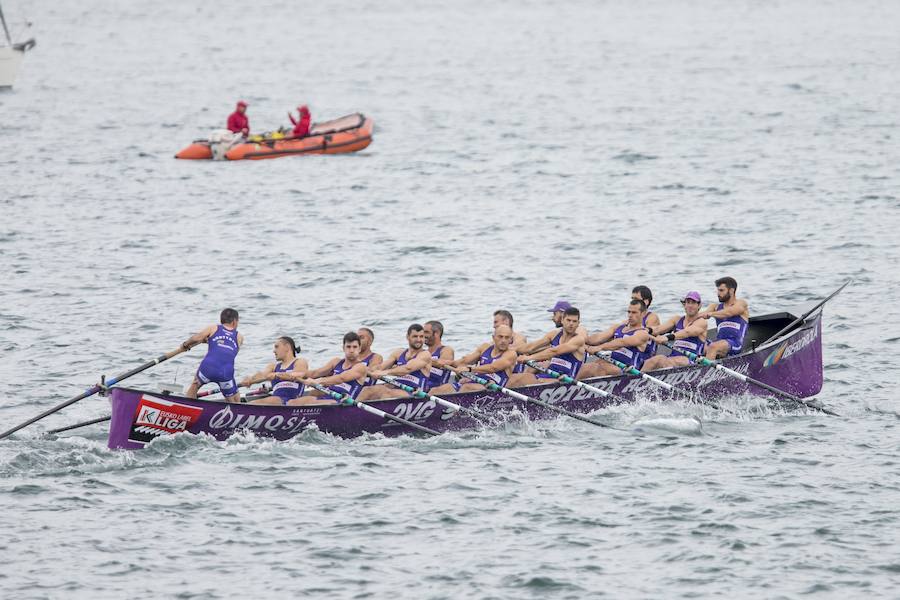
[379,375,489,420]
[524,360,611,398]
[593,352,674,391]
[0,346,188,441]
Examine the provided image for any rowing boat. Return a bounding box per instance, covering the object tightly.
[174,113,373,160]
[106,308,825,449]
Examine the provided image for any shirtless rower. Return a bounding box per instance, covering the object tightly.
[641,292,708,372]
[360,324,433,400]
[183,308,244,403]
[424,320,455,389]
[358,327,383,385]
[239,336,309,405]
[430,325,518,394]
[577,299,652,379]
[509,307,587,386]
[289,332,367,405]
[698,276,750,359]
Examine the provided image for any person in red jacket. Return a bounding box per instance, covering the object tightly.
[289,105,311,138]
[227,101,250,137]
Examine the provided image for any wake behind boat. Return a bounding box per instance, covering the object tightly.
[175,113,374,160]
[106,309,826,449]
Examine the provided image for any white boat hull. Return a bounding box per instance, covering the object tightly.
[0,46,24,88]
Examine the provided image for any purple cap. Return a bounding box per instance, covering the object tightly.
[548,299,572,312]
[682,291,702,303]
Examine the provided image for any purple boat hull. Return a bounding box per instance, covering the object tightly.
[108,311,825,450]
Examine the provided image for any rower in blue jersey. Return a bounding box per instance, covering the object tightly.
[509,306,587,386]
[289,332,368,405]
[360,324,433,400]
[641,292,709,372]
[357,327,384,386]
[239,336,309,405]
[430,325,518,394]
[578,299,653,379]
[424,320,454,389]
[183,308,244,403]
[492,310,528,374]
[699,276,750,359]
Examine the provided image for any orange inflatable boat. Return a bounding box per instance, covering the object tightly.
[175,113,374,160]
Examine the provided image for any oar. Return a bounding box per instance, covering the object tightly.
[524,360,624,402]
[661,342,837,416]
[378,375,491,420]
[761,280,852,345]
[308,383,439,436]
[0,346,187,441]
[458,371,621,430]
[591,351,721,410]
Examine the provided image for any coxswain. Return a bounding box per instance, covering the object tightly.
[577,299,652,379]
[430,325,517,394]
[227,101,249,137]
[424,320,455,389]
[239,337,309,405]
[698,276,750,359]
[289,104,311,138]
[183,308,244,403]
[509,307,586,386]
[290,332,368,405]
[360,324,433,400]
[641,292,708,371]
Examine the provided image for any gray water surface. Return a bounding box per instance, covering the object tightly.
[1,0,899,597]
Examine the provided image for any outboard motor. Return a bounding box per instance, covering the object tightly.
[208,129,240,161]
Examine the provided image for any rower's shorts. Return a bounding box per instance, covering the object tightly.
[197,369,238,396]
[719,337,744,356]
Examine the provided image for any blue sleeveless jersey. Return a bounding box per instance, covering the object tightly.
[198,325,239,380]
[360,353,377,386]
[393,349,431,391]
[428,346,451,388]
[272,359,303,403]
[328,359,363,400]
[610,325,651,370]
[714,303,748,355]
[536,331,584,379]
[670,317,706,357]
[476,345,510,388]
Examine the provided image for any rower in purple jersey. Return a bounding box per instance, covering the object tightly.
[240,336,309,405]
[509,307,586,386]
[430,325,518,394]
[357,327,383,386]
[631,285,660,358]
[183,308,244,403]
[360,324,433,400]
[642,292,709,372]
[493,310,528,374]
[290,332,367,405]
[578,299,653,379]
[424,320,454,389]
[699,276,750,359]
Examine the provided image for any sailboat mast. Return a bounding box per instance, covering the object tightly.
[0,3,13,46]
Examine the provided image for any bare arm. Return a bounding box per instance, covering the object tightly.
[368,353,384,370]
[516,330,557,356]
[450,343,490,368]
[379,349,401,370]
[650,316,680,338]
[313,361,366,387]
[521,333,586,363]
[239,362,276,387]
[585,325,617,348]
[306,357,340,380]
[434,346,455,366]
[598,329,650,351]
[181,324,218,350]
[470,348,517,374]
[705,299,748,319]
[374,350,431,377]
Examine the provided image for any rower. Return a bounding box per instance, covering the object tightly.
[359,324,433,400]
[431,325,518,394]
[357,327,383,384]
[509,307,586,386]
[493,309,527,374]
[183,308,244,403]
[239,337,309,405]
[424,320,455,389]
[699,276,750,359]
[577,299,652,379]
[548,299,572,328]
[632,285,661,330]
[641,292,708,371]
[289,332,367,405]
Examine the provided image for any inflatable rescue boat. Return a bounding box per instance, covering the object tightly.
[175,113,373,160]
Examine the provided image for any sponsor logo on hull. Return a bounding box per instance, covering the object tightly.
[207,405,313,435]
[128,396,204,445]
[764,327,818,368]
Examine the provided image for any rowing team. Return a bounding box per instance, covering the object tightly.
[178,277,749,406]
